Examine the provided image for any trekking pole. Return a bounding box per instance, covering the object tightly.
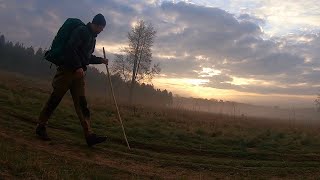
[103,47,131,150]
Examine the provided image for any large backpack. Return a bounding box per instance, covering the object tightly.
[44,18,85,66]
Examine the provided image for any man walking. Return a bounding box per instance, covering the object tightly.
[36,14,108,147]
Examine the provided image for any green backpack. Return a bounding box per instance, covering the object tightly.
[44,18,85,66]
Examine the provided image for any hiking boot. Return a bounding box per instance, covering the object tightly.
[86,133,107,147]
[36,125,51,141]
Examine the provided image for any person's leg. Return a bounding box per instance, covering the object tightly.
[37,67,73,140]
[70,74,106,146]
[70,76,92,137]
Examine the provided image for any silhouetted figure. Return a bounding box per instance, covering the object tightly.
[36,14,109,147]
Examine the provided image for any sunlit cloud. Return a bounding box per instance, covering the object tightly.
[95,42,127,55]
[154,54,177,59]
[178,0,320,36]
[228,77,275,86]
[196,67,221,78]
[153,77,232,98]
[155,77,209,86]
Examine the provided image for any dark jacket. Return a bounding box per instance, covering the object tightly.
[62,22,103,71]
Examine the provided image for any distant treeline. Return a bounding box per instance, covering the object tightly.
[0,34,173,107]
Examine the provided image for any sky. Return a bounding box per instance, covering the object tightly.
[0,0,320,108]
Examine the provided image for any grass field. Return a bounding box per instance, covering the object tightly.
[1,71,320,179]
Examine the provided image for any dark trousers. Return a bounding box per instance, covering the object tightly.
[38,67,92,137]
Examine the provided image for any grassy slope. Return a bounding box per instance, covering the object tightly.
[1,70,320,179]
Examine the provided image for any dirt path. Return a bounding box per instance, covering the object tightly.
[0,129,210,179]
[0,108,222,178]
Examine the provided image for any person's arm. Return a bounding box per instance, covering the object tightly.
[89,55,108,64]
[89,55,103,64]
[88,45,108,65]
[63,26,87,70]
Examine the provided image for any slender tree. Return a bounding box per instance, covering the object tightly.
[111,20,159,104]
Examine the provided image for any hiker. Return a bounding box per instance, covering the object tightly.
[36,14,109,147]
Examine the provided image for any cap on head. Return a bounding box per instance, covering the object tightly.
[92,13,106,27]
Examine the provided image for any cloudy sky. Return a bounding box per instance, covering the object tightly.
[1,0,320,107]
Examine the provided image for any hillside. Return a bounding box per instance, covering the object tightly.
[1,71,320,179]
